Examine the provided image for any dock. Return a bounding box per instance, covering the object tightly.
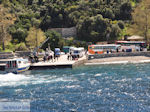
[0,55,87,71]
[0,59,8,71]
[29,55,87,70]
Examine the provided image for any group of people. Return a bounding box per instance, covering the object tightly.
[67,52,79,60]
[29,52,39,63]
[43,51,54,62]
[29,50,60,63]
[43,50,60,62]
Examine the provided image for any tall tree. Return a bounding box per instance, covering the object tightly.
[0,5,15,50]
[44,30,62,50]
[26,27,46,49]
[128,0,150,42]
[32,18,41,48]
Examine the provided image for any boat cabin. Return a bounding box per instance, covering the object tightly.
[5,58,30,74]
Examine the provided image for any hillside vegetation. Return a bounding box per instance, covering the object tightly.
[0,0,141,51]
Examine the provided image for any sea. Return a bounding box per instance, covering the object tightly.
[0,63,150,112]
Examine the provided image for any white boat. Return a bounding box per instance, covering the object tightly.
[5,58,30,74]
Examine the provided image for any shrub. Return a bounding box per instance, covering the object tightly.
[15,42,28,51]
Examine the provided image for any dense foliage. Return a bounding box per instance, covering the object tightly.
[0,0,139,51]
[127,0,150,43]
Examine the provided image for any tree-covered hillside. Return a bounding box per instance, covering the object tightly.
[0,0,140,51]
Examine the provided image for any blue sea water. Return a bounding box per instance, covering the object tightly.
[0,63,150,112]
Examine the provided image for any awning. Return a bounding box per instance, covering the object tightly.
[127,35,144,40]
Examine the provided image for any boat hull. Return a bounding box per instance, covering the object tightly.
[14,66,30,74]
[6,66,30,74]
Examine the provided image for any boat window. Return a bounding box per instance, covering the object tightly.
[14,61,17,67]
[12,61,14,67]
[18,61,21,64]
[10,61,12,67]
[8,61,10,67]
[12,61,16,67]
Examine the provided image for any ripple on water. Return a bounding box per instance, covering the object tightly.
[0,73,31,87]
[0,63,150,112]
[0,73,78,87]
[95,73,102,77]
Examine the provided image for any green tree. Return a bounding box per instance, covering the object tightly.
[15,42,28,51]
[77,15,109,43]
[109,24,121,41]
[0,4,16,50]
[32,18,41,47]
[119,2,132,20]
[44,30,61,50]
[0,0,138,46]
[13,28,28,43]
[118,21,125,29]
[27,0,33,5]
[26,27,46,49]
[128,0,150,42]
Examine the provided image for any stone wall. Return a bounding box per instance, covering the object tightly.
[0,51,31,59]
[0,52,14,59]
[49,27,76,38]
[15,51,31,57]
[88,52,150,60]
[62,27,76,38]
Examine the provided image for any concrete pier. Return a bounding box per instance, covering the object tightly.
[29,55,87,70]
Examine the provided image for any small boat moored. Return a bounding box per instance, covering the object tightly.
[5,58,30,74]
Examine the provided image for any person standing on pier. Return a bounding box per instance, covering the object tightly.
[33,52,39,62]
[67,53,70,60]
[43,55,46,62]
[70,51,72,60]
